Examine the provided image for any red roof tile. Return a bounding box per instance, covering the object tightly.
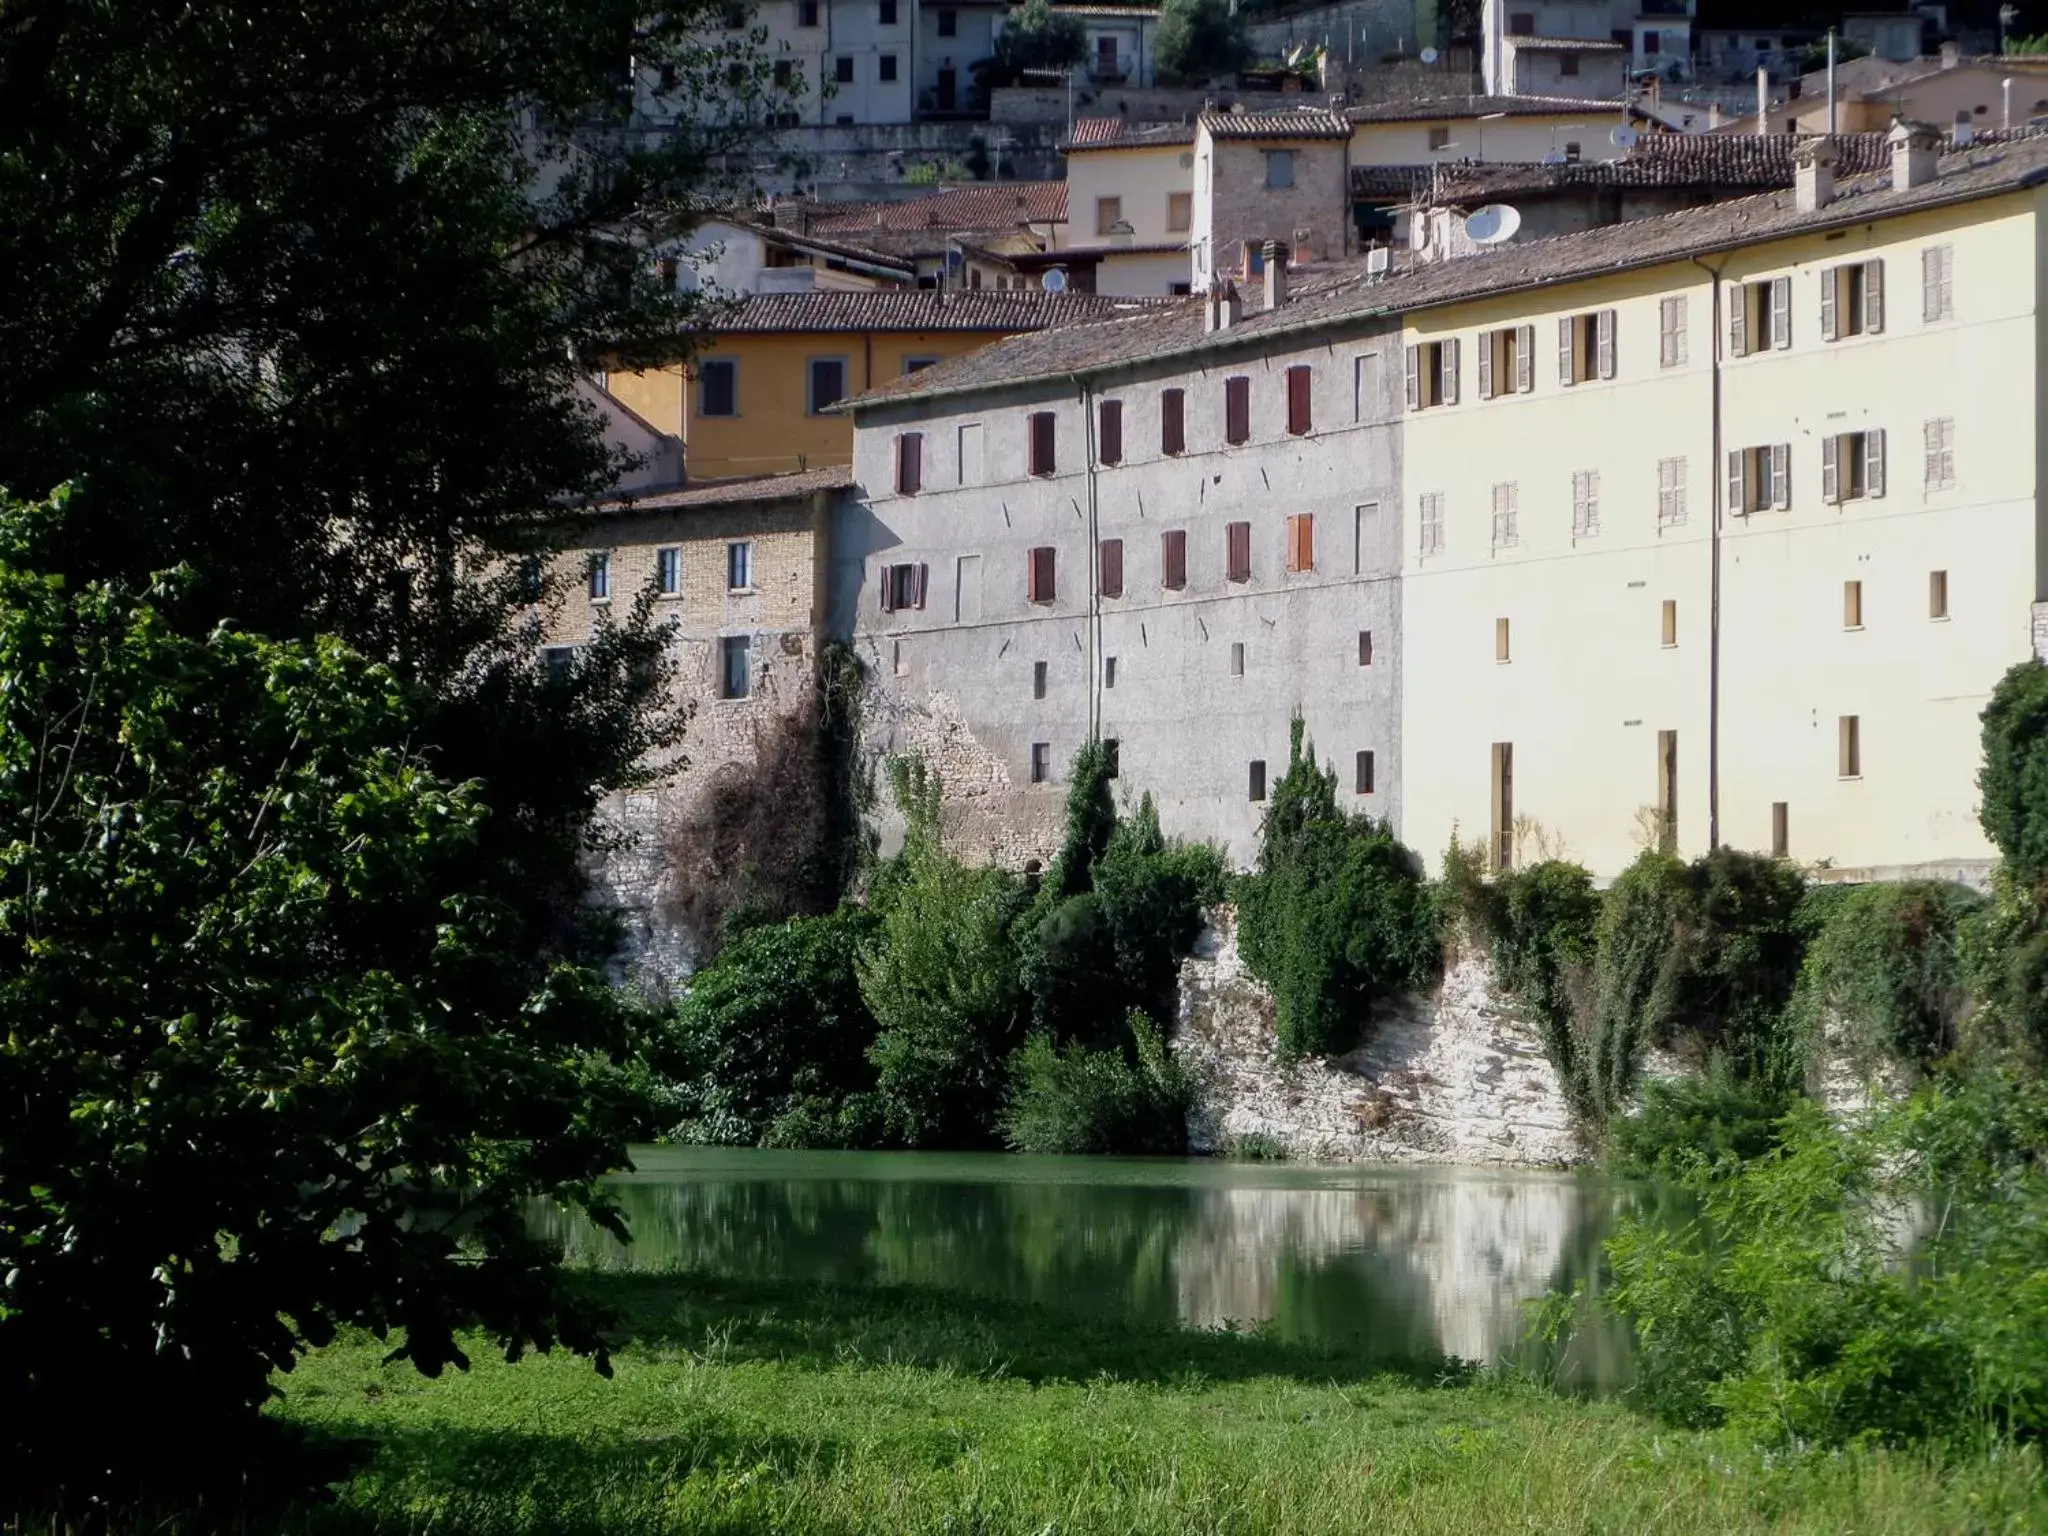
[805,183,1068,235]
[715,288,1173,334]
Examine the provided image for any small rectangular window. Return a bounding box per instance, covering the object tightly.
[1225,376,1251,444]
[1352,354,1378,422]
[657,547,682,595]
[903,355,940,375]
[1839,715,1861,778]
[799,0,819,22]
[719,635,752,699]
[1659,296,1688,368]
[1822,430,1886,505]
[1249,759,1267,800]
[879,52,898,79]
[937,7,957,34]
[1356,750,1376,794]
[587,551,611,601]
[1167,191,1192,232]
[1285,513,1314,574]
[698,359,739,416]
[1264,150,1294,188]
[1230,641,1245,677]
[1285,365,1312,435]
[1490,742,1514,872]
[1661,599,1677,647]
[1924,417,1956,491]
[1097,399,1122,465]
[540,644,579,683]
[1571,469,1599,538]
[895,431,923,494]
[1495,616,1511,663]
[807,357,847,414]
[1427,125,1451,150]
[1031,742,1052,783]
[1225,520,1252,582]
[1772,801,1789,858]
[1098,537,1124,598]
[1728,276,1792,355]
[1923,244,1955,322]
[1358,630,1373,666]
[1028,411,1056,476]
[1095,196,1123,235]
[1477,324,1535,398]
[726,541,753,591]
[834,55,855,83]
[1822,259,1884,341]
[1843,579,1864,629]
[1160,388,1186,455]
[1032,659,1048,699]
[1930,569,1950,620]
[879,561,925,612]
[1027,545,1056,603]
[1104,655,1117,688]
[879,0,897,21]
[1161,528,1187,590]
[1418,492,1445,556]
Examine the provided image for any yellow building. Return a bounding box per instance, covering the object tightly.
[606,289,1151,481]
[1394,126,2040,883]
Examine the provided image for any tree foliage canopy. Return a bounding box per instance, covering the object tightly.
[1154,0,1251,84]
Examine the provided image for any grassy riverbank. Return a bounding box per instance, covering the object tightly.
[254,1272,2048,1536]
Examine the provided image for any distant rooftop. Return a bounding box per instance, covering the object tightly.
[1346,93,1644,124]
[1199,107,1352,140]
[714,288,1174,335]
[593,464,854,514]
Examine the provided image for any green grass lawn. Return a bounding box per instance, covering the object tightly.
[267,1272,2047,1536]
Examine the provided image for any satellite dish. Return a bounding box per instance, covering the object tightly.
[1420,45,1439,63]
[1463,203,1522,245]
[1611,124,1640,148]
[1542,149,1568,165]
[1041,267,1068,292]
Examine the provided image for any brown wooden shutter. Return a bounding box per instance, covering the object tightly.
[1099,538,1124,598]
[1287,512,1314,572]
[1286,365,1311,435]
[1226,520,1251,582]
[896,432,922,494]
[1161,528,1187,589]
[1029,411,1055,475]
[913,562,928,609]
[1098,398,1122,464]
[1027,545,1055,602]
[1161,388,1185,454]
[1225,376,1250,444]
[879,563,896,612]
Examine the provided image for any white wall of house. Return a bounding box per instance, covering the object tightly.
[1067,143,1194,247]
[1350,114,1632,166]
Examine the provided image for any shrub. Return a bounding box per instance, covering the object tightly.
[999,1011,1195,1155]
[1236,719,1439,1057]
[1605,1060,1795,1177]
[1154,0,1249,83]
[1485,859,1600,1111]
[1978,660,2048,882]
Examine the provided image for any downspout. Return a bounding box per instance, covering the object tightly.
[1077,373,1101,741]
[1692,253,1726,852]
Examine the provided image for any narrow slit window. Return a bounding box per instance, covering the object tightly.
[1032,660,1047,699]
[1358,630,1373,666]
[1839,715,1862,778]
[1495,616,1511,663]
[1249,760,1267,801]
[1355,750,1376,794]
[1030,742,1052,783]
[1661,600,1677,647]
[1771,801,1789,858]
[1930,569,1949,620]
[1843,579,1864,629]
[1230,641,1245,677]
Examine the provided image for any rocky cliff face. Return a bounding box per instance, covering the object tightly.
[1174,907,1584,1167]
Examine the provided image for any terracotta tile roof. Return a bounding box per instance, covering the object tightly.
[845,134,2048,411]
[718,218,917,274]
[1064,117,1198,150]
[804,183,1068,235]
[1346,93,1638,124]
[1199,107,1352,140]
[1352,164,1433,197]
[717,288,1174,334]
[593,464,853,513]
[1050,2,1160,15]
[1507,34,1627,50]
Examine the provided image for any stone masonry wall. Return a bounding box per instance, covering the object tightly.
[1174,906,1583,1166]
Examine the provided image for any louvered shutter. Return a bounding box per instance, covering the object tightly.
[1821,269,1838,341]
[1863,259,1884,333]
[1287,365,1311,434]
[1865,429,1886,498]
[1515,325,1534,392]
[1297,513,1314,571]
[1771,276,1791,348]
[912,562,928,609]
[896,432,922,494]
[1227,521,1251,581]
[1098,399,1122,465]
[1404,346,1420,409]
[1596,308,1616,378]
[1441,338,1459,404]
[1822,436,1840,504]
[1029,411,1055,475]
[879,563,896,612]
[1726,450,1746,515]
[1477,334,1494,400]
[1161,528,1186,589]
[1099,538,1123,597]
[1225,376,1250,443]
[1559,316,1578,382]
[1771,444,1791,508]
[1161,388,1185,454]
[1727,284,1748,357]
[1028,546,1055,602]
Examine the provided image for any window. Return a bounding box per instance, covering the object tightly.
[723,3,746,26]
[1661,599,1677,647]
[1097,399,1122,465]
[1265,150,1294,188]
[1352,353,1378,422]
[879,52,898,79]
[1843,579,1863,629]
[1161,529,1187,590]
[1508,11,1534,33]
[1478,325,1535,398]
[1924,417,1955,491]
[1285,513,1314,573]
[1027,545,1056,603]
[1727,276,1792,355]
[1419,491,1445,556]
[1490,742,1514,872]
[1659,296,1688,368]
[1031,742,1051,783]
[1838,715,1861,778]
[879,561,926,611]
[1728,444,1791,513]
[1556,309,1616,384]
[1930,570,1950,620]
[1656,731,1678,850]
[1559,52,1579,75]
[1285,365,1312,435]
[807,357,847,414]
[1772,802,1789,858]
[1657,457,1688,529]
[1103,739,1120,778]
[1032,660,1047,699]
[726,540,753,590]
[938,7,957,34]
[657,547,682,595]
[1098,537,1124,598]
[1822,260,1884,341]
[773,59,794,87]
[834,55,855,83]
[895,431,923,494]
[1095,196,1123,235]
[1490,481,1518,549]
[958,421,985,484]
[587,551,611,601]
[719,635,751,699]
[1564,141,1581,161]
[1358,630,1373,666]
[1249,759,1266,800]
[1495,616,1511,663]
[1356,750,1376,794]
[1160,388,1186,454]
[1404,339,1459,409]
[1821,429,1886,504]
[1923,245,1954,322]
[1096,34,1118,69]
[1571,469,1599,538]
[1230,642,1245,677]
[1427,124,1452,151]
[1167,192,1192,232]
[1027,410,1056,476]
[1224,376,1251,444]
[799,0,818,21]
[1104,655,1118,688]
[698,358,738,416]
[540,645,579,683]
[879,0,897,21]
[1225,520,1252,582]
[1352,502,1376,574]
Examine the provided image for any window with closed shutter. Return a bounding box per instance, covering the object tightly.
[1286,365,1312,435]
[896,432,922,494]
[1285,513,1314,572]
[1028,411,1056,476]
[1418,492,1445,556]
[1097,399,1122,464]
[1027,545,1056,602]
[1490,481,1518,549]
[1225,376,1251,443]
[1659,296,1687,367]
[1657,457,1687,528]
[1098,538,1124,598]
[1924,417,1955,490]
[1161,388,1185,454]
[1161,528,1187,590]
[1225,520,1252,582]
[1571,469,1599,537]
[1923,244,1954,321]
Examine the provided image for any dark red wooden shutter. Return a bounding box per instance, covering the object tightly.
[1161,389,1185,455]
[1161,529,1186,590]
[1028,545,1055,602]
[1225,377,1250,444]
[1098,399,1122,465]
[1029,411,1056,476]
[1227,520,1251,582]
[897,432,922,494]
[1286,366,1311,436]
[1099,538,1123,598]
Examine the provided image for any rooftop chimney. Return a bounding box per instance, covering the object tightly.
[771,195,808,234]
[1940,40,1961,69]
[1795,135,1838,213]
[1890,118,1941,190]
[1263,240,1290,308]
[1204,279,1241,333]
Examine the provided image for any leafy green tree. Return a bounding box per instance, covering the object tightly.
[1154,0,1250,84]
[1001,1012,1196,1155]
[1979,660,2048,882]
[0,492,648,1509]
[991,0,1088,76]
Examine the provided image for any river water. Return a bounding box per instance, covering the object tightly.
[538,1148,1662,1390]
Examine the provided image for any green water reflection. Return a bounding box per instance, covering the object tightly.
[536,1149,1657,1390]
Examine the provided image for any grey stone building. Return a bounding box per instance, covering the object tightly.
[833,261,1405,868]
[1191,109,1356,294]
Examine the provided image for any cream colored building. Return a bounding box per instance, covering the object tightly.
[1062,119,1196,295]
[1348,96,1643,169]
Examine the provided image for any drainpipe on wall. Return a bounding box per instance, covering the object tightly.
[1077,373,1101,741]
[1692,253,1726,852]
